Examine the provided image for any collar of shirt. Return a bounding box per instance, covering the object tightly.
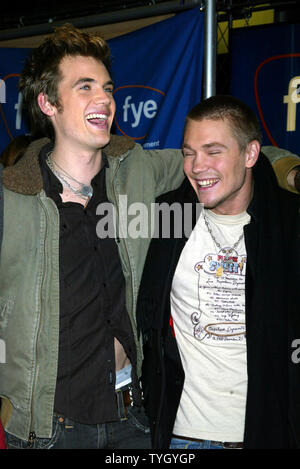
[39,142,109,208]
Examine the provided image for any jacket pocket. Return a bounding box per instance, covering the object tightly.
[0,296,14,330]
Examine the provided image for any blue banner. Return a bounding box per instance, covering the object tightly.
[109,8,204,149]
[231,23,300,154]
[0,48,31,153]
[0,8,204,154]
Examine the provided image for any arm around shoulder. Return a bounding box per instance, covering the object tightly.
[262,145,300,193]
[143,147,185,197]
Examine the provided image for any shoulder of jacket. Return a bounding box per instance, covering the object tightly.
[2,134,136,193]
[3,138,49,195]
[104,134,136,157]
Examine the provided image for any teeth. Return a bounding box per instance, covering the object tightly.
[86,113,108,120]
[197,179,218,187]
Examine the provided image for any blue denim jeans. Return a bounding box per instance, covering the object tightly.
[170,437,228,449]
[5,406,151,449]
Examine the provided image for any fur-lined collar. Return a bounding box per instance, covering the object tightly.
[3,134,135,195]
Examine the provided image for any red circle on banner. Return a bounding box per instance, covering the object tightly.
[113,84,165,140]
[254,53,300,147]
[0,73,20,141]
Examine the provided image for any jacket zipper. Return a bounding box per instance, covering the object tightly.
[27,195,49,446]
[111,157,135,309]
[111,157,141,374]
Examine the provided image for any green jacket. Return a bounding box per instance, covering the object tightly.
[0,135,184,440]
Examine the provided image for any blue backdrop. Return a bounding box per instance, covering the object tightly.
[231,22,300,154]
[0,48,31,152]
[0,8,204,154]
[109,8,204,149]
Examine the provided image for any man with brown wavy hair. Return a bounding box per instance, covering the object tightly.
[0,24,184,449]
[19,24,112,140]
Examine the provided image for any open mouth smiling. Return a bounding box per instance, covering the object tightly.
[196,178,220,189]
[86,113,109,127]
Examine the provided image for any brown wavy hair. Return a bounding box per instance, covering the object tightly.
[19,24,111,139]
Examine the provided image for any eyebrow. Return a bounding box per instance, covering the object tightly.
[202,142,227,150]
[72,77,114,88]
[182,142,227,150]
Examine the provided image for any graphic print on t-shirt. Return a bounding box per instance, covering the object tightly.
[192,246,247,344]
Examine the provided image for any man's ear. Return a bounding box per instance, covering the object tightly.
[245,140,260,168]
[37,92,55,117]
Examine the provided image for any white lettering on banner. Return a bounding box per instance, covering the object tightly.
[283,76,300,131]
[15,92,23,130]
[122,95,157,127]
[143,140,160,148]
[0,79,6,103]
[0,339,6,364]
[130,101,144,128]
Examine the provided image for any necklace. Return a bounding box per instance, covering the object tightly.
[203,213,244,262]
[46,153,93,200]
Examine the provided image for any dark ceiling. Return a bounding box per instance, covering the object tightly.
[0,0,299,32]
[2,1,169,30]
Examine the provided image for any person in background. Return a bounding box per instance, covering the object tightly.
[137,95,300,449]
[0,24,184,449]
[0,135,33,167]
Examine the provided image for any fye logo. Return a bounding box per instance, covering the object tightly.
[284,75,300,131]
[0,79,5,103]
[0,73,27,150]
[254,54,300,151]
[113,85,165,140]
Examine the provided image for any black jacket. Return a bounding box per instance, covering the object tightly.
[137,153,300,449]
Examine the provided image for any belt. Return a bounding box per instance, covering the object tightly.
[115,387,132,421]
[173,434,243,449]
[53,388,133,425]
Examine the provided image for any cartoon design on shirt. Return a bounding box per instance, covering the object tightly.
[191,247,247,343]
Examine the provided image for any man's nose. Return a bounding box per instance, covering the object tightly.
[192,154,209,173]
[94,88,112,104]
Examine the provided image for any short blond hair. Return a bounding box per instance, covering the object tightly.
[185,95,262,152]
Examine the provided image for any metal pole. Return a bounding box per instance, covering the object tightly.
[203,0,217,99]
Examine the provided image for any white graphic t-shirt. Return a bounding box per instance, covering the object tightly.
[171,208,250,442]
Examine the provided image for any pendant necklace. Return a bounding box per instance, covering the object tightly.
[46,153,93,201]
[203,213,244,277]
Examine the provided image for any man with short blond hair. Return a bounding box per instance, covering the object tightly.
[137,95,300,449]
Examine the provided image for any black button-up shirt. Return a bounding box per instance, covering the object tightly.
[39,144,137,424]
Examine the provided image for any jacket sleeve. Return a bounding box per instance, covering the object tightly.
[262,146,300,193]
[143,148,185,198]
